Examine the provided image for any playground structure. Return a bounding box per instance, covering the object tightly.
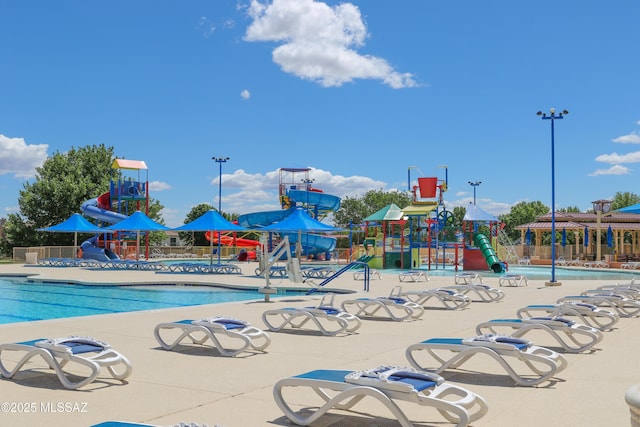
[238,167,341,259]
[356,171,506,273]
[79,159,149,261]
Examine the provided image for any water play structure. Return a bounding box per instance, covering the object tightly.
[357,170,505,273]
[237,167,340,258]
[79,159,149,261]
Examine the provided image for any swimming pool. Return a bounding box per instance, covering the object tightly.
[0,278,284,325]
[417,265,640,281]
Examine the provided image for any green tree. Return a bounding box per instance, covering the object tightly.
[498,201,549,241]
[3,144,167,251]
[611,191,640,210]
[4,145,115,249]
[558,206,581,213]
[333,189,412,228]
[179,203,215,246]
[146,198,167,246]
[451,206,466,227]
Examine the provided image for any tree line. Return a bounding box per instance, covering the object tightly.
[1,144,639,255]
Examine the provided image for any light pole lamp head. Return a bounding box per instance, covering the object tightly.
[592,199,612,213]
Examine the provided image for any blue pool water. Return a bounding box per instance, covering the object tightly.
[0,278,281,325]
[415,265,640,281]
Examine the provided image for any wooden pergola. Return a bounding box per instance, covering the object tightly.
[515,212,640,261]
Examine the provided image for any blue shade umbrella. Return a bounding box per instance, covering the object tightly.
[260,207,341,258]
[104,211,170,260]
[104,211,170,232]
[525,228,531,246]
[561,228,567,247]
[607,225,613,247]
[584,227,589,247]
[173,210,248,265]
[172,210,246,232]
[615,203,640,214]
[38,213,103,259]
[260,207,342,232]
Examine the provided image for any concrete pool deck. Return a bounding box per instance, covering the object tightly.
[0,261,639,427]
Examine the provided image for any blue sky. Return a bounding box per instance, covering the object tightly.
[2,0,640,227]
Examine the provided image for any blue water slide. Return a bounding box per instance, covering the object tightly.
[81,198,127,224]
[237,208,294,228]
[237,208,337,257]
[287,190,341,211]
[285,232,336,255]
[79,198,127,261]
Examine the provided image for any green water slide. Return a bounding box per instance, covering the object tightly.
[473,233,504,273]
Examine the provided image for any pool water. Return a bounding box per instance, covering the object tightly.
[0,279,279,325]
[414,265,640,281]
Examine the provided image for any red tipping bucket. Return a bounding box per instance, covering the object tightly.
[418,177,438,198]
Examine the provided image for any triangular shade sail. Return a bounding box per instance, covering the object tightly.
[172,210,247,232]
[37,213,104,259]
[38,213,103,233]
[463,203,499,222]
[260,208,341,232]
[616,203,640,214]
[104,211,170,232]
[363,204,404,222]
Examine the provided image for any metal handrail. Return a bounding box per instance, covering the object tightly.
[306,261,370,295]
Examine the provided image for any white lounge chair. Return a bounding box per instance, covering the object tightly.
[558,293,640,318]
[405,334,567,386]
[621,262,640,270]
[596,282,640,300]
[301,266,335,279]
[440,283,505,303]
[341,293,424,321]
[352,269,382,280]
[475,317,603,353]
[396,285,471,310]
[398,270,429,282]
[499,274,528,287]
[517,257,532,265]
[0,336,132,389]
[516,302,619,331]
[154,316,271,357]
[273,365,488,427]
[262,294,361,336]
[454,272,483,285]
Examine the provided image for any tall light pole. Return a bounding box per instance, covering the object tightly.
[592,199,612,262]
[301,178,315,257]
[468,181,481,205]
[212,156,229,266]
[537,108,568,285]
[407,166,418,192]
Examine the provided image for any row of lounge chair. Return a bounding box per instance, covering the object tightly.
[36,256,245,274]
[271,279,639,425]
[4,276,636,426]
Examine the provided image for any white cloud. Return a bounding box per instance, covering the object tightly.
[0,134,48,178]
[149,181,172,191]
[612,132,640,144]
[595,151,640,164]
[197,16,216,38]
[210,167,386,214]
[244,0,416,88]
[241,89,251,99]
[588,165,631,176]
